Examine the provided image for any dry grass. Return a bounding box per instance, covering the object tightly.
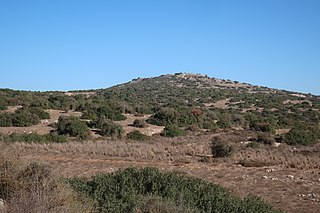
[0,144,93,213]
[4,130,320,213]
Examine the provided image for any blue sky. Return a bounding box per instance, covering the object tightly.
[0,0,319,94]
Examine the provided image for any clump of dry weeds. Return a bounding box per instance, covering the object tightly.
[0,144,93,213]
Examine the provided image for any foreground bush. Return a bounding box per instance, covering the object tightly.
[69,167,280,213]
[0,146,93,212]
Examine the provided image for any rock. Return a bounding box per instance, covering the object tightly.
[287,175,294,180]
[262,176,268,179]
[266,168,275,173]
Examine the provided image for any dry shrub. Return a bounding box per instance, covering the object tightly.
[210,136,234,158]
[0,144,93,213]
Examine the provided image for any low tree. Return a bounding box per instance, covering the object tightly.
[56,116,90,140]
[100,120,124,139]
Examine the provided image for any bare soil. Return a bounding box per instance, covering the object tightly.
[115,114,164,136]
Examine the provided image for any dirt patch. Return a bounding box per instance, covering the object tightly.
[283,99,312,105]
[205,99,229,109]
[0,105,22,113]
[64,92,96,97]
[115,114,164,136]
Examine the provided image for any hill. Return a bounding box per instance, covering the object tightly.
[0,73,320,213]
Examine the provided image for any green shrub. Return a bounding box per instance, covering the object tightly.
[0,133,67,143]
[20,107,50,119]
[210,136,234,158]
[246,142,260,149]
[0,113,12,127]
[284,123,319,146]
[256,133,275,145]
[97,106,127,121]
[133,119,147,128]
[186,124,200,132]
[0,107,49,127]
[11,110,40,127]
[201,121,218,131]
[100,120,124,139]
[69,167,280,213]
[147,107,179,126]
[127,131,148,141]
[161,124,186,137]
[217,114,232,129]
[57,116,90,140]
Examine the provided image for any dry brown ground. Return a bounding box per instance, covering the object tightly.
[114,114,164,136]
[11,131,320,213]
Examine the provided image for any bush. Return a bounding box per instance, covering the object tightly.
[147,107,179,126]
[0,107,49,127]
[161,124,186,137]
[20,107,50,119]
[97,106,127,121]
[210,136,234,158]
[133,119,147,128]
[100,120,124,139]
[246,142,260,149]
[0,150,93,212]
[284,123,319,146]
[256,133,275,145]
[201,121,218,131]
[249,120,276,133]
[11,110,40,127]
[69,167,280,213]
[217,114,232,129]
[0,133,68,143]
[0,113,12,127]
[57,116,90,140]
[127,131,148,141]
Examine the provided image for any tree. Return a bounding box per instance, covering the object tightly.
[100,120,124,139]
[147,107,179,126]
[56,116,90,140]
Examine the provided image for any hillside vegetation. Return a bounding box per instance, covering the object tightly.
[0,73,320,212]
